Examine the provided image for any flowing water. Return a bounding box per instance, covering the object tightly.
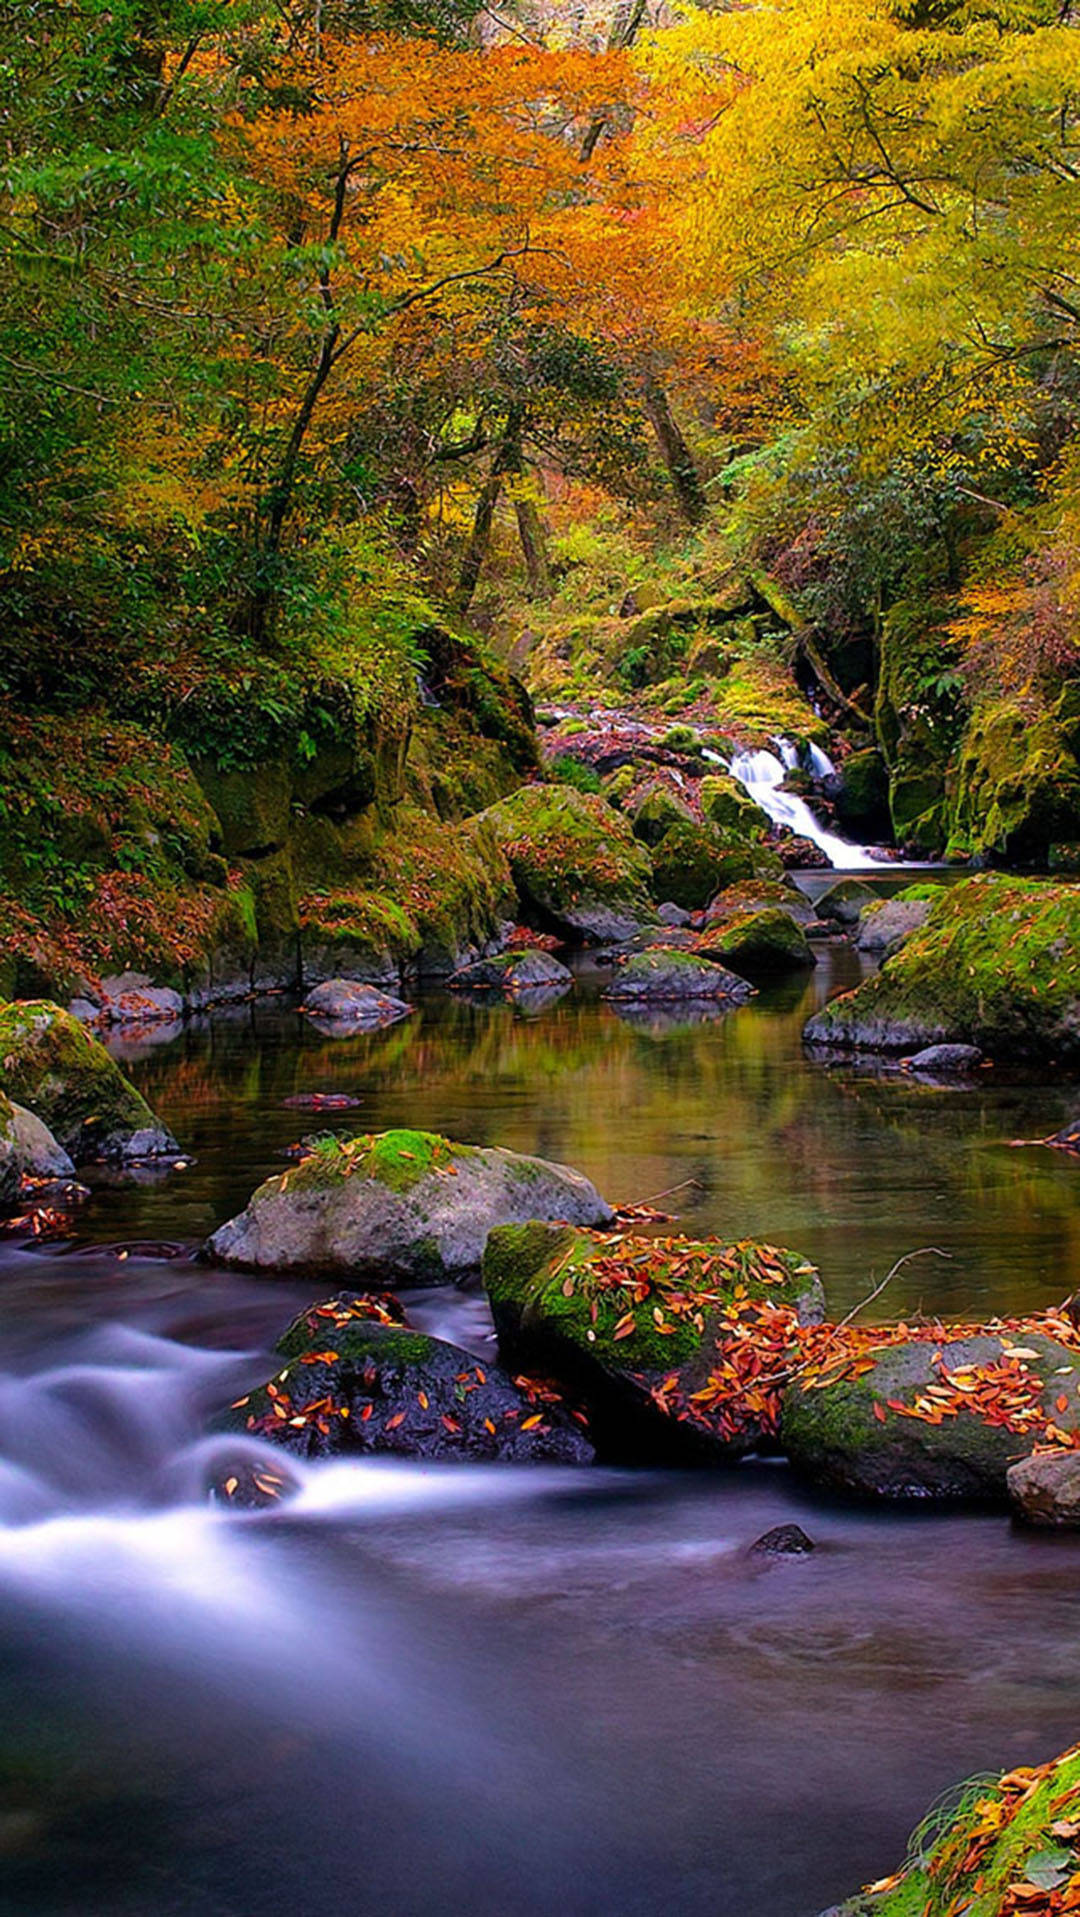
[728,740,887,870]
[4,950,1080,1916]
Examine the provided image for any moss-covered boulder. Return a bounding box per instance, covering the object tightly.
[218,1318,593,1467]
[630,783,694,847]
[834,748,891,841]
[478,786,653,943]
[699,774,765,838]
[649,822,768,910]
[449,949,572,995]
[816,879,877,926]
[274,1290,408,1357]
[703,879,818,928]
[947,687,1080,864]
[783,1327,1080,1503]
[694,907,816,973]
[604,948,755,1003]
[204,1127,614,1284]
[822,1740,1080,1916]
[483,1224,825,1462]
[0,1001,179,1164]
[804,875,1080,1059]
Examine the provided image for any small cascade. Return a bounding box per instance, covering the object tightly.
[729,739,884,870]
[806,741,836,781]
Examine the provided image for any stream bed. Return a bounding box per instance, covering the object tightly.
[4,946,1080,1916]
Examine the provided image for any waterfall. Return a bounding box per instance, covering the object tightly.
[729,741,883,870]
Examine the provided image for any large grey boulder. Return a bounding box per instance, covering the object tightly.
[1,1093,76,1209]
[1007,1450,1080,1526]
[204,1127,614,1284]
[855,896,932,954]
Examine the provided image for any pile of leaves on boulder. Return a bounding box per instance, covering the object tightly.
[483,1223,1080,1490]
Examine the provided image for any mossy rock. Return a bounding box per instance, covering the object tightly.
[649,822,760,910]
[821,1740,1080,1916]
[835,748,890,840]
[804,874,1080,1060]
[630,783,694,848]
[704,879,816,927]
[694,907,815,973]
[204,1127,614,1284]
[0,1000,178,1164]
[449,949,572,995]
[783,1329,1080,1503]
[483,1224,825,1462]
[603,766,636,810]
[274,1290,408,1358]
[479,785,653,943]
[604,948,755,1002]
[816,879,877,925]
[699,774,765,838]
[947,689,1080,864]
[217,1318,593,1468]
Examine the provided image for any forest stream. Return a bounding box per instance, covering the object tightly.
[4,945,1080,1917]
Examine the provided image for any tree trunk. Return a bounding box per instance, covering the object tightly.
[642,372,706,525]
[453,465,505,615]
[453,403,552,610]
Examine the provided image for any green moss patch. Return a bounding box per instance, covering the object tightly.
[0,998,174,1161]
[832,1741,1080,1915]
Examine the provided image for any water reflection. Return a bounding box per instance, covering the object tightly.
[56,950,1080,1331]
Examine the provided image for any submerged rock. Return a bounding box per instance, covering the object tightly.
[219,1319,594,1465]
[805,875,1080,1060]
[483,1223,825,1463]
[747,1523,815,1559]
[204,1127,614,1284]
[604,948,754,1003]
[1007,1450,1080,1526]
[449,949,572,994]
[478,785,653,944]
[0,1000,179,1165]
[302,979,413,1028]
[783,1328,1080,1503]
[1037,1117,1080,1154]
[903,1043,983,1074]
[649,823,770,911]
